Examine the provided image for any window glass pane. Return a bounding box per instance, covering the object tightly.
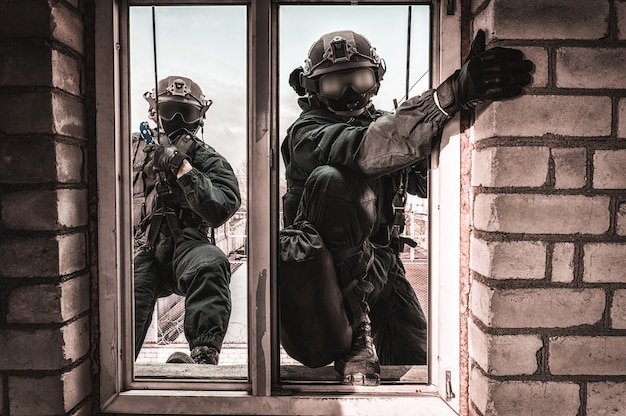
[278,5,430,384]
[129,5,248,380]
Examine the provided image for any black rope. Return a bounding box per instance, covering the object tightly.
[393,6,430,109]
[405,5,412,102]
[151,5,160,138]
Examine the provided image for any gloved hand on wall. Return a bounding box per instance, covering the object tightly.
[153,144,190,176]
[435,29,534,116]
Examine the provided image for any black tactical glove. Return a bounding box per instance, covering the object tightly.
[153,144,190,176]
[436,29,534,115]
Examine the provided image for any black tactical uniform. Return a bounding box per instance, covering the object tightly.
[281,94,442,367]
[279,30,533,385]
[133,76,241,364]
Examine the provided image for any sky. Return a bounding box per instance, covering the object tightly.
[129,5,431,171]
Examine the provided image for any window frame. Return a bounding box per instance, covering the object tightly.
[95,0,462,413]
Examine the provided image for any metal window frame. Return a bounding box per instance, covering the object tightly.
[96,0,462,413]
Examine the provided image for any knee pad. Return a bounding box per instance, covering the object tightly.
[298,167,376,251]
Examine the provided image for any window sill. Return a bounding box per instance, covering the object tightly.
[104,389,458,415]
[135,363,427,383]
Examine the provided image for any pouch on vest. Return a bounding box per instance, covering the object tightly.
[278,221,352,368]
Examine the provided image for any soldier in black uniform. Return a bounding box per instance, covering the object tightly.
[280,30,533,384]
[133,75,241,364]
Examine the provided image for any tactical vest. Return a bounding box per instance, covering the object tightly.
[132,130,206,250]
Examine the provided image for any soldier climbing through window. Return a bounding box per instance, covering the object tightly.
[279,30,533,385]
[133,75,241,365]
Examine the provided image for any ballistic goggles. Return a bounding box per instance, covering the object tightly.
[319,68,377,99]
[157,101,204,123]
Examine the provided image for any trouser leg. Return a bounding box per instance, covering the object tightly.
[368,248,428,365]
[296,165,376,252]
[297,165,380,385]
[174,231,232,354]
[134,249,161,358]
[374,273,427,365]
[297,165,377,320]
[297,165,378,320]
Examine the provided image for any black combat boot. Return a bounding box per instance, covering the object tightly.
[166,345,219,364]
[332,244,380,386]
[191,345,219,365]
[166,351,195,364]
[334,318,381,386]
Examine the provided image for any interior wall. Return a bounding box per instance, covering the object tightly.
[0,0,94,415]
[0,0,625,415]
[468,1,626,415]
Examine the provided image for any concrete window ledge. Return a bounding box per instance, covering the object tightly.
[135,363,427,383]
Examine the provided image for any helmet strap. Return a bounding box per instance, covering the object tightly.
[299,73,319,93]
[319,95,368,117]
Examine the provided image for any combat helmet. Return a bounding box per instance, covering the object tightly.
[297,30,386,116]
[144,75,212,139]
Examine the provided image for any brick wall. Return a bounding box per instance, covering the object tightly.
[1,0,625,415]
[0,1,93,415]
[469,0,626,415]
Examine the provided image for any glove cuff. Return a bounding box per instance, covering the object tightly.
[435,70,462,116]
[169,151,190,175]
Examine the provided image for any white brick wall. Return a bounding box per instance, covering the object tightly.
[471,147,549,188]
[583,243,626,283]
[473,95,612,141]
[587,382,626,415]
[470,237,546,280]
[471,280,605,328]
[611,290,626,329]
[594,150,626,189]
[469,320,542,376]
[473,194,611,234]
[469,1,626,415]
[470,368,580,416]
[551,243,575,283]
[553,148,587,189]
[549,336,626,375]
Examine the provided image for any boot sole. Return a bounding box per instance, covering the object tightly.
[341,372,381,386]
[165,351,195,364]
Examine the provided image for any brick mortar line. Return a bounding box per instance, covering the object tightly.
[0,226,90,238]
[472,139,626,150]
[469,314,626,338]
[471,269,626,288]
[0,308,90,330]
[509,87,626,95]
[0,86,85,103]
[470,187,626,196]
[473,370,626,385]
[0,270,89,287]
[0,134,87,144]
[471,230,626,243]
[489,39,626,48]
[0,354,90,378]
[0,183,88,191]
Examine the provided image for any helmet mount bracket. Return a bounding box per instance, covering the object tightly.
[325,36,354,63]
[166,79,193,98]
